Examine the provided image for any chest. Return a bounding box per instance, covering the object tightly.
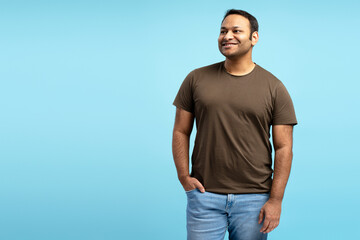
[193,78,273,120]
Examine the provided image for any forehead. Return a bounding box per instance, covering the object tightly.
[221,14,250,30]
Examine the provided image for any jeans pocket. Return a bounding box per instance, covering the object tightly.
[185,188,197,193]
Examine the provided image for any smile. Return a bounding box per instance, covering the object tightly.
[222,43,237,48]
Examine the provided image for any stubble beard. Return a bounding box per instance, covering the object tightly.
[219,43,252,60]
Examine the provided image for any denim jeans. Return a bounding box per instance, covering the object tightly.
[186,188,270,240]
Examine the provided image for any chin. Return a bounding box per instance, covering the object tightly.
[221,52,237,58]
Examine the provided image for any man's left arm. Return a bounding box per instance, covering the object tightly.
[259,124,294,233]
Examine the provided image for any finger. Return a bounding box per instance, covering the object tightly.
[264,222,275,233]
[258,209,264,224]
[260,218,270,232]
[271,221,279,231]
[261,221,270,233]
[195,180,206,192]
[266,219,279,233]
[269,222,279,233]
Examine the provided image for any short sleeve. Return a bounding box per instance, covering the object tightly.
[172,71,195,114]
[272,81,298,126]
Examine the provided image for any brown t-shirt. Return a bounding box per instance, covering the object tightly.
[173,61,298,194]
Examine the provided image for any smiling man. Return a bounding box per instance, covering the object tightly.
[172,9,298,240]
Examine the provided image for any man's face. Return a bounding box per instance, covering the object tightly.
[218,14,257,59]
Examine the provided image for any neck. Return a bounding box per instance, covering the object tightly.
[224,54,255,76]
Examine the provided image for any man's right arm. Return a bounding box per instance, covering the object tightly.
[172,107,205,192]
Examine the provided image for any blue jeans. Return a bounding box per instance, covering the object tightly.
[186,188,270,240]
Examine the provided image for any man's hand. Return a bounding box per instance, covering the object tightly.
[258,198,282,233]
[179,175,205,193]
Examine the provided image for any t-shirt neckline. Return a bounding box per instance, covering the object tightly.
[222,61,258,78]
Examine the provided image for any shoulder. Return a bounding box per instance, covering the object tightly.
[194,61,223,72]
[189,61,224,77]
[256,64,282,85]
[182,61,223,87]
[255,64,291,97]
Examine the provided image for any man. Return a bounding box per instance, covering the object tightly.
[172,9,297,240]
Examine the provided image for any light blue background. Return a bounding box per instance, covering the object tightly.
[1,0,359,239]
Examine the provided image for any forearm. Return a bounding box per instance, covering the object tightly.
[172,131,191,182]
[270,147,293,202]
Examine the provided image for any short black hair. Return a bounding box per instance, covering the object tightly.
[221,9,259,40]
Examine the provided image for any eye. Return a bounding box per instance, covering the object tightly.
[220,31,226,34]
[234,30,241,33]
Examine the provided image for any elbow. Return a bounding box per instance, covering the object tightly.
[274,145,293,155]
[173,129,191,138]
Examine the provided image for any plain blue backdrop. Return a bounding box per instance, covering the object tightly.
[1,0,359,239]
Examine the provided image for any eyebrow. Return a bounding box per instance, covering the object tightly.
[221,26,242,29]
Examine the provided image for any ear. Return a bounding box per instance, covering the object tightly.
[251,31,259,46]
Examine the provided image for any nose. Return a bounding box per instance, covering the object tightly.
[224,31,234,40]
